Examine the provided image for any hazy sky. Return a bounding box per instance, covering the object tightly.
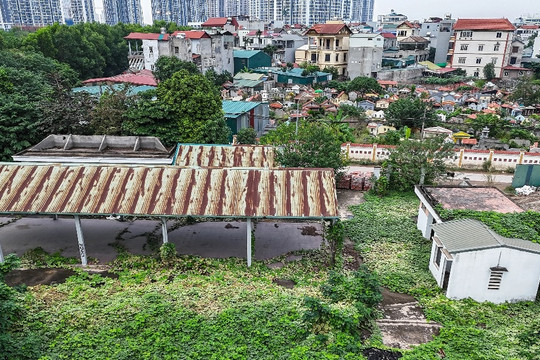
[373,0,539,22]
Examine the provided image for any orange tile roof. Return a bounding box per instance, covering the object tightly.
[306,23,351,35]
[124,32,170,41]
[453,18,515,31]
[171,31,211,39]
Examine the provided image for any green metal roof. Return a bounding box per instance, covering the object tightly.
[432,219,540,254]
[233,50,264,58]
[233,79,264,88]
[222,100,261,117]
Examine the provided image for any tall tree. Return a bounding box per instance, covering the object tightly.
[156,70,229,144]
[382,136,454,191]
[124,89,179,146]
[483,63,496,81]
[347,76,383,95]
[386,98,435,129]
[154,56,199,82]
[260,120,348,176]
[510,77,540,106]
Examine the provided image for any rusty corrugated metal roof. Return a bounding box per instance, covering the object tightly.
[174,144,276,168]
[0,164,337,218]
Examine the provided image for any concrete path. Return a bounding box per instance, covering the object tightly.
[0,217,323,264]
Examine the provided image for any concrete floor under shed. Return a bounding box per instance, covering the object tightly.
[0,216,324,263]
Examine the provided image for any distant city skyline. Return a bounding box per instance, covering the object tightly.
[373,0,538,22]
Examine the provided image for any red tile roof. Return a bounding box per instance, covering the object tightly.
[381,32,396,39]
[398,21,420,29]
[462,138,478,145]
[124,32,170,41]
[519,25,540,29]
[503,65,532,71]
[171,30,211,39]
[453,18,515,31]
[202,17,239,29]
[305,23,351,35]
[82,69,157,87]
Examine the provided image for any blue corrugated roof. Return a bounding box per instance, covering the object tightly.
[72,85,155,96]
[233,50,264,58]
[222,100,261,117]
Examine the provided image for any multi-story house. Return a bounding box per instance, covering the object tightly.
[125,29,234,75]
[515,25,539,42]
[420,15,455,65]
[377,9,407,27]
[448,18,516,78]
[295,21,352,77]
[396,21,421,43]
[0,0,11,29]
[347,33,383,78]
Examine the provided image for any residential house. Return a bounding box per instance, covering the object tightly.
[222,100,269,138]
[348,33,384,78]
[397,36,430,62]
[272,34,306,63]
[295,21,352,77]
[232,72,266,95]
[422,126,453,139]
[377,9,408,27]
[125,30,234,74]
[233,50,272,74]
[430,219,540,303]
[357,100,375,111]
[396,21,421,43]
[381,32,398,50]
[367,122,394,135]
[419,15,455,64]
[375,99,390,109]
[515,25,539,42]
[201,17,239,34]
[448,18,516,77]
[501,65,533,80]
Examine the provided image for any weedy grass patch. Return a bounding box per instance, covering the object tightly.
[345,192,540,360]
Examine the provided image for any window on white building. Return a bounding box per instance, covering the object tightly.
[494,44,500,51]
[504,71,509,76]
[496,32,502,38]
[476,58,482,64]
[398,30,407,36]
[460,31,472,37]
[458,57,466,64]
[434,245,443,268]
[335,54,339,62]
[488,267,507,290]
[474,71,480,77]
[174,46,179,54]
[325,53,330,62]
[491,57,497,64]
[460,44,469,50]
[478,44,484,51]
[344,53,347,62]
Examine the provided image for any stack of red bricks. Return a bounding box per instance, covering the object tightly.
[337,172,373,191]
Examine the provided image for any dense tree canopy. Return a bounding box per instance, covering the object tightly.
[156,70,230,144]
[0,50,79,161]
[154,56,200,82]
[347,76,383,95]
[510,77,540,106]
[260,120,348,175]
[382,136,453,191]
[386,98,435,129]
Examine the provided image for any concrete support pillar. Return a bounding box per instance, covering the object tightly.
[161,217,168,244]
[246,218,252,267]
[74,215,87,266]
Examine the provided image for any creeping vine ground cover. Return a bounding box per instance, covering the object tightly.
[345,192,540,359]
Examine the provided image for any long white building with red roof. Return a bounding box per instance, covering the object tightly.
[448,18,516,78]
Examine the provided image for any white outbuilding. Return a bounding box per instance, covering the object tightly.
[429,219,540,304]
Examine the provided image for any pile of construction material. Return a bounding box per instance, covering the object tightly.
[337,172,373,191]
[515,185,537,196]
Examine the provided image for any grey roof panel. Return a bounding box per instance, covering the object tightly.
[432,219,540,254]
[431,219,501,253]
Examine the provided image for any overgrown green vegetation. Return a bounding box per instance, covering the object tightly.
[346,193,540,359]
[438,208,540,244]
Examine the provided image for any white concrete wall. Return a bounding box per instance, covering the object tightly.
[142,39,159,70]
[446,247,540,303]
[343,144,540,170]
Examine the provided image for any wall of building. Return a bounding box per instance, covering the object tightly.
[446,247,540,303]
[343,143,540,170]
[376,68,424,82]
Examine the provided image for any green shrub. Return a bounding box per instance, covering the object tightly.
[236,127,258,144]
[159,242,177,263]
